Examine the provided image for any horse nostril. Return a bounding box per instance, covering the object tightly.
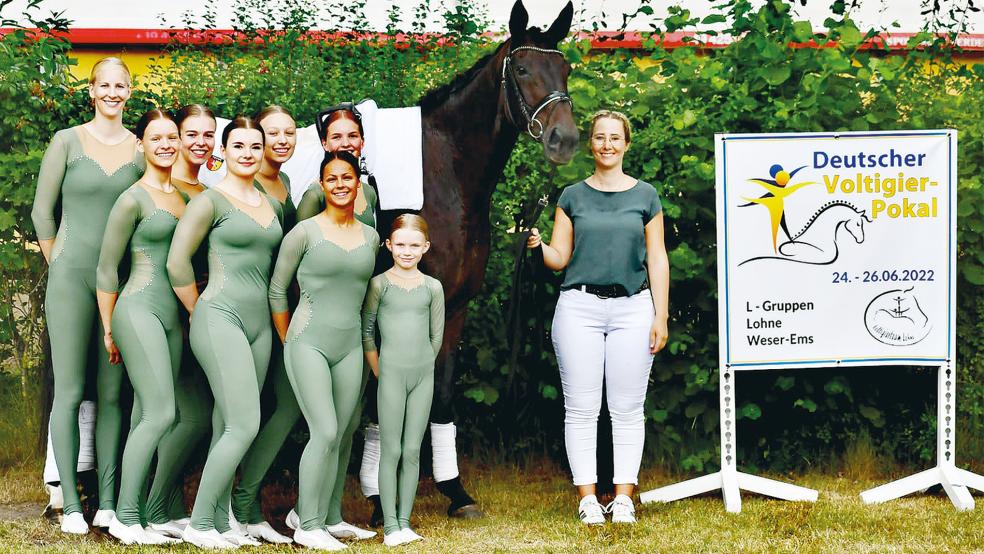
[546,128,562,148]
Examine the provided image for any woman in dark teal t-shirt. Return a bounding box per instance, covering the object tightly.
[528,110,669,526]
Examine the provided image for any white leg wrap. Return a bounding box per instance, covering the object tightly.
[43,426,58,484]
[43,400,97,484]
[77,400,97,472]
[359,424,380,497]
[430,423,459,483]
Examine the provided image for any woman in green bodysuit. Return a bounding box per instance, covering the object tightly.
[290,105,378,541]
[362,214,444,547]
[144,104,217,537]
[167,116,283,549]
[32,57,143,535]
[230,106,297,545]
[95,109,186,545]
[271,150,379,550]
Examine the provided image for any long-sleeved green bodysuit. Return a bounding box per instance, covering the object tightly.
[361,273,444,534]
[167,188,283,532]
[145,179,213,525]
[231,172,299,525]
[296,178,377,525]
[32,126,143,516]
[96,184,186,526]
[269,218,379,531]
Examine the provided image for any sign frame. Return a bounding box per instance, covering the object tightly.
[641,129,983,512]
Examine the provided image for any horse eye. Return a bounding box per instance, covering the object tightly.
[516,65,529,76]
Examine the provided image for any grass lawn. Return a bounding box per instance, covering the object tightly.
[1,458,982,553]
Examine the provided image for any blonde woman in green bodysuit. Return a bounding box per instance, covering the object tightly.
[32,57,143,535]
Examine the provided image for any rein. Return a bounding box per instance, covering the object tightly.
[500,46,573,140]
[504,164,559,397]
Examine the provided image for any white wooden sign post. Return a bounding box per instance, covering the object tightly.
[641,129,982,513]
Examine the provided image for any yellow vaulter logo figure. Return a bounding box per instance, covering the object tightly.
[740,164,814,252]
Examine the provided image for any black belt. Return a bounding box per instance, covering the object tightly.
[562,281,649,299]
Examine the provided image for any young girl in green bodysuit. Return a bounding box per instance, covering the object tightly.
[95,109,186,546]
[361,215,444,547]
[32,57,143,535]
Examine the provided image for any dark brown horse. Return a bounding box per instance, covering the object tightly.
[373,0,578,514]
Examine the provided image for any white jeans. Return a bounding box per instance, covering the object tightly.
[552,289,654,486]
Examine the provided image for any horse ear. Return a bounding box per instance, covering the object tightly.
[545,1,574,45]
[509,0,529,39]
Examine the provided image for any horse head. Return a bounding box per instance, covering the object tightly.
[844,209,872,244]
[502,0,579,164]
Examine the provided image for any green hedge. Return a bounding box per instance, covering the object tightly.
[1,0,981,471]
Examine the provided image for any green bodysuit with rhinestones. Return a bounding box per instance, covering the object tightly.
[167,187,283,532]
[295,177,378,526]
[96,183,187,527]
[232,171,300,525]
[361,272,444,535]
[32,126,143,516]
[268,218,379,531]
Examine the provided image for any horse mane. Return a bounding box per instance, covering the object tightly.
[416,41,510,111]
[791,200,864,239]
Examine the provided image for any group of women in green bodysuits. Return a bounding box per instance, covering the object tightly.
[34,57,444,550]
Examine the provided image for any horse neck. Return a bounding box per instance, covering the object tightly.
[421,43,519,206]
[793,202,855,241]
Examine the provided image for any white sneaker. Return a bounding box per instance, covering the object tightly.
[285,508,300,530]
[60,511,88,534]
[92,509,116,528]
[108,517,151,545]
[400,528,423,543]
[182,526,235,549]
[142,526,183,544]
[149,520,186,538]
[326,520,377,540]
[246,521,292,544]
[383,529,411,547]
[174,516,191,526]
[294,527,347,550]
[606,494,636,524]
[221,528,262,546]
[578,495,606,525]
[105,516,181,546]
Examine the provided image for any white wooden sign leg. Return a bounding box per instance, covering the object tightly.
[860,363,982,510]
[641,365,818,512]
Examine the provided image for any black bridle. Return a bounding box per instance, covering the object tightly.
[500,45,573,140]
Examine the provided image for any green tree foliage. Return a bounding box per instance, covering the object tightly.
[1,0,980,470]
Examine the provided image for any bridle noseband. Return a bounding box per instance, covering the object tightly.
[500,45,573,140]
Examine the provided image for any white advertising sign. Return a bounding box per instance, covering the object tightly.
[716,130,956,370]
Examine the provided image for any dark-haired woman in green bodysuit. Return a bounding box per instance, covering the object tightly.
[229,107,298,545]
[96,109,186,546]
[32,57,143,535]
[167,117,283,550]
[291,108,378,542]
[272,151,378,551]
